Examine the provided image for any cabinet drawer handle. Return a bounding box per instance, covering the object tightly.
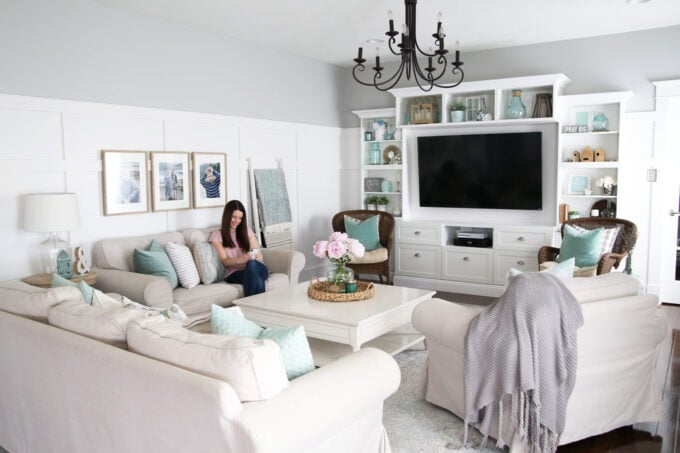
[414,253,421,258]
[463,256,470,261]
[414,231,421,235]
[517,260,525,265]
[517,236,525,241]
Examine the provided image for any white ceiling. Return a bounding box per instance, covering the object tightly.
[95,0,680,66]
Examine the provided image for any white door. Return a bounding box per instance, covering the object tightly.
[655,81,680,304]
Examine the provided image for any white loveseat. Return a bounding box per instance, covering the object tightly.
[412,272,669,450]
[92,228,305,320]
[0,280,400,453]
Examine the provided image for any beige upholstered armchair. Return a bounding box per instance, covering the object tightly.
[332,210,395,284]
[537,217,638,275]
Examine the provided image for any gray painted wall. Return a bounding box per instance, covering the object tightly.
[340,26,680,126]
[1,0,679,128]
[0,0,345,127]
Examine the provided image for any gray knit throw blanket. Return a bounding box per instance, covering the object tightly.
[463,272,584,452]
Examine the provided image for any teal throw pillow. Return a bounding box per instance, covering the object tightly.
[558,225,605,267]
[259,326,315,380]
[51,274,94,304]
[344,215,381,251]
[133,240,179,289]
[210,304,315,380]
[210,304,263,338]
[506,257,575,285]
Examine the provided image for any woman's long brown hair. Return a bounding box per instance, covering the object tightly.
[220,200,250,254]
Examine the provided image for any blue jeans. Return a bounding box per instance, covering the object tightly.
[226,260,270,297]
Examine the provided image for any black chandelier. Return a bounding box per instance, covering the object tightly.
[352,0,464,92]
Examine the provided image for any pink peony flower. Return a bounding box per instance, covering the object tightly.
[329,231,348,243]
[313,240,329,258]
[348,239,365,258]
[327,240,348,260]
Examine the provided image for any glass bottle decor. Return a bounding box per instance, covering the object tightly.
[505,90,527,119]
[368,142,381,165]
[592,112,609,132]
[327,263,354,293]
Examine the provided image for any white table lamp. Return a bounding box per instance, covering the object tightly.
[24,193,81,275]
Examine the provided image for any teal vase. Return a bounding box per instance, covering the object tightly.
[505,90,527,119]
[592,112,609,131]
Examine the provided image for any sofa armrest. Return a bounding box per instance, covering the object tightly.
[412,298,485,355]
[261,248,305,286]
[92,267,173,309]
[233,347,399,452]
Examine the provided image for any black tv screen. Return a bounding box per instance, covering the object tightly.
[417,132,542,210]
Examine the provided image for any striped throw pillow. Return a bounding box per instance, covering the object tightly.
[165,242,200,289]
[572,225,620,257]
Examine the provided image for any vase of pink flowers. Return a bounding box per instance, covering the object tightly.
[313,232,365,293]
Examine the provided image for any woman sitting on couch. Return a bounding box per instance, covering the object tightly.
[209,200,269,297]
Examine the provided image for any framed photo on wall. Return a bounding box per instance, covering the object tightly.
[150,151,191,212]
[192,152,227,209]
[101,150,149,216]
[568,174,591,195]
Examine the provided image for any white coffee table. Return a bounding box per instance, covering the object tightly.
[234,282,435,366]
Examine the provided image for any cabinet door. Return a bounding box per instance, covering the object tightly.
[396,223,440,245]
[395,244,441,278]
[494,227,552,251]
[493,250,539,285]
[442,247,493,284]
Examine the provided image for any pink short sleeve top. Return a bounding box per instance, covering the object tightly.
[208,228,256,277]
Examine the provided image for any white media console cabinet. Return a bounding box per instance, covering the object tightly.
[393,220,553,297]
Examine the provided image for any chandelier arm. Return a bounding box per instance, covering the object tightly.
[386,36,403,56]
[432,66,465,89]
[352,64,382,87]
[372,59,409,92]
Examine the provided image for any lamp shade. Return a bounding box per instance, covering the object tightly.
[24,193,81,232]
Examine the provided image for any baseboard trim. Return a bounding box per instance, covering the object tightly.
[393,275,505,298]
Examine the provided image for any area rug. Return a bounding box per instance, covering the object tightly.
[383,346,502,453]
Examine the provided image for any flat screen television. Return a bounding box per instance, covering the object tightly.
[417,132,543,210]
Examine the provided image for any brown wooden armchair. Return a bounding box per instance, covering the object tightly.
[332,210,395,284]
[537,217,638,275]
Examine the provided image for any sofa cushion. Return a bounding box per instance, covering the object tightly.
[48,298,146,348]
[0,280,83,322]
[93,231,185,271]
[558,225,605,267]
[51,274,95,304]
[165,242,200,289]
[192,241,226,284]
[344,215,381,251]
[127,316,289,402]
[134,240,179,289]
[211,304,315,380]
[562,272,643,303]
[572,225,620,257]
[211,303,263,337]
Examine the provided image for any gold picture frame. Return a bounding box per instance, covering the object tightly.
[101,150,149,216]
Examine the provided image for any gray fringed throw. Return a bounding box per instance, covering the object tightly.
[464,273,584,452]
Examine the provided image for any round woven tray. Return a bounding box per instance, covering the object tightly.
[307,278,375,302]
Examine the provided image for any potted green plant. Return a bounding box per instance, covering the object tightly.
[568,210,580,220]
[450,103,466,122]
[376,196,390,211]
[365,195,379,210]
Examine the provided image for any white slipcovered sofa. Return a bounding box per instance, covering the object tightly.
[0,280,400,453]
[412,272,669,450]
[92,228,305,321]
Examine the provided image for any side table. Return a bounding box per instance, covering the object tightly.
[22,271,97,289]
